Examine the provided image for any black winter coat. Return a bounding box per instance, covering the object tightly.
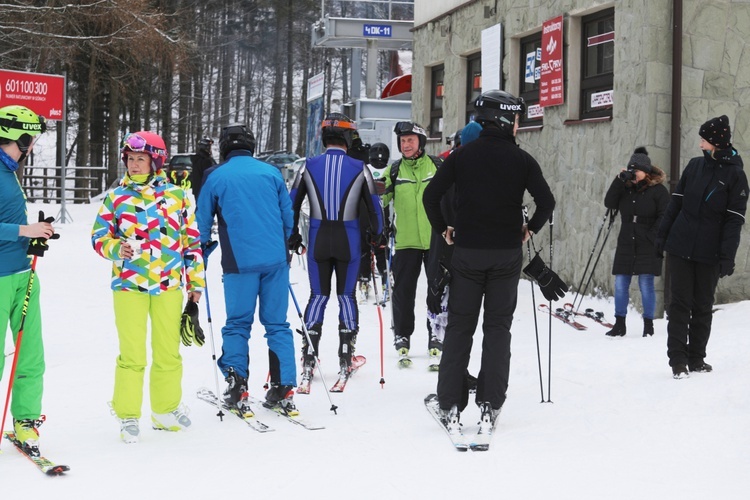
[604,167,669,276]
[657,149,748,265]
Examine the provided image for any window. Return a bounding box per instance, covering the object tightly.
[581,8,614,119]
[466,54,482,123]
[429,65,444,138]
[519,32,543,126]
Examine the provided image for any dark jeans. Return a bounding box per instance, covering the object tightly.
[666,254,720,367]
[437,246,522,411]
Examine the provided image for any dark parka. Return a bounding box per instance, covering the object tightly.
[605,167,669,276]
[657,149,747,264]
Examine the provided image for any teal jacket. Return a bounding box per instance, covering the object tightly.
[0,155,31,277]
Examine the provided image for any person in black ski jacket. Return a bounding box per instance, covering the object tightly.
[603,147,669,337]
[656,115,748,379]
[423,90,555,430]
[191,136,216,203]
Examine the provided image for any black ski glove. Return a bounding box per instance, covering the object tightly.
[719,259,734,278]
[523,253,568,302]
[201,240,218,260]
[427,263,451,315]
[654,237,665,259]
[180,300,205,347]
[27,211,60,257]
[288,232,306,255]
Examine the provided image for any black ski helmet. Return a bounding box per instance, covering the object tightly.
[369,143,390,169]
[197,136,213,154]
[321,113,357,148]
[393,121,427,154]
[473,90,526,132]
[219,123,255,159]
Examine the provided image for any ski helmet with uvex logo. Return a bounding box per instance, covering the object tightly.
[474,90,526,131]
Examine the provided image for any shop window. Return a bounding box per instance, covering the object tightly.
[581,8,614,119]
[466,54,482,124]
[519,32,543,126]
[429,65,444,138]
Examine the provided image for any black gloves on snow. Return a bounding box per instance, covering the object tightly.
[719,259,734,278]
[288,232,306,255]
[180,300,205,347]
[523,253,569,302]
[27,211,60,257]
[427,263,451,315]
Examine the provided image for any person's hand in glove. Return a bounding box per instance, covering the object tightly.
[523,253,568,302]
[427,263,451,315]
[369,231,385,249]
[719,259,734,278]
[288,232,306,255]
[201,240,218,260]
[654,238,665,259]
[180,300,205,347]
[26,211,60,257]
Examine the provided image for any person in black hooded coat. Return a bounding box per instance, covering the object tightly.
[656,115,748,379]
[604,148,669,337]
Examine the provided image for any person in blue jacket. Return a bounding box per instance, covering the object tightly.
[197,123,297,414]
[289,113,383,382]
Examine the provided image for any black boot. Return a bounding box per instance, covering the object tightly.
[300,323,321,368]
[643,318,654,337]
[338,326,358,369]
[605,316,626,337]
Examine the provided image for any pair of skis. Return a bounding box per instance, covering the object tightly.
[2,431,70,476]
[424,395,497,452]
[397,350,441,371]
[196,388,324,431]
[538,304,614,330]
[297,354,366,394]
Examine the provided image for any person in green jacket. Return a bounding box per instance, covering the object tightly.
[0,105,54,457]
[382,122,441,366]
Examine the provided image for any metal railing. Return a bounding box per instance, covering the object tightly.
[22,165,108,204]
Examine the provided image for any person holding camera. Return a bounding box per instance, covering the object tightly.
[656,115,747,378]
[603,148,669,337]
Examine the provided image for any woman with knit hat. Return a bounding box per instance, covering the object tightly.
[656,115,748,379]
[604,147,670,337]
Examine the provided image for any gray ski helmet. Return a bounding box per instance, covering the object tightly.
[473,90,526,131]
[321,113,357,148]
[394,121,427,153]
[369,142,390,169]
[219,123,255,158]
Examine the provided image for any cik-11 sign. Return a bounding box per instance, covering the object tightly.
[539,16,564,108]
[0,69,65,121]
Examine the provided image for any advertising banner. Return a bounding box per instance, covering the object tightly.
[539,16,564,108]
[0,69,65,120]
[305,97,324,158]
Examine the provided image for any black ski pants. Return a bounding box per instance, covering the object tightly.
[437,246,522,412]
[666,254,720,367]
[392,248,431,345]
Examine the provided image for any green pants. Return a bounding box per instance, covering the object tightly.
[112,289,184,418]
[0,270,45,420]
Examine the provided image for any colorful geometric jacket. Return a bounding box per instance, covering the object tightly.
[91,170,205,294]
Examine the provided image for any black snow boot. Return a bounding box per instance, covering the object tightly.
[300,323,321,367]
[338,326,357,368]
[643,318,654,337]
[605,316,626,337]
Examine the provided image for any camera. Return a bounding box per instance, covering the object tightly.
[618,168,636,182]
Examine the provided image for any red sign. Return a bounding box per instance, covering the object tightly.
[0,69,65,121]
[539,16,564,108]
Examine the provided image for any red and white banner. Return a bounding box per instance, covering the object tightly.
[0,69,65,121]
[539,16,564,108]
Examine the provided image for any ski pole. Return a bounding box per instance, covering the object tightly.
[523,207,545,403]
[546,212,556,404]
[0,256,38,448]
[370,249,386,388]
[203,277,225,421]
[576,209,618,311]
[571,209,611,313]
[288,283,338,415]
[385,232,395,337]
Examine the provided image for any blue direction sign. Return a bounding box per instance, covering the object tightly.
[363,24,392,37]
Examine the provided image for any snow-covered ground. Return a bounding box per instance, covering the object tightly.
[2,202,748,499]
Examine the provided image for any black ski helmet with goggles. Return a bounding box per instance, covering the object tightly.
[219,123,256,159]
[393,121,427,154]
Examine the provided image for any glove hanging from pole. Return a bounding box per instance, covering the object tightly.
[523,252,568,302]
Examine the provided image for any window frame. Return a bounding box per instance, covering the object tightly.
[518,32,543,127]
[465,53,482,124]
[429,65,445,139]
[580,8,615,120]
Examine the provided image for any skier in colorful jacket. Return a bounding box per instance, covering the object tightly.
[0,105,54,455]
[92,130,205,443]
